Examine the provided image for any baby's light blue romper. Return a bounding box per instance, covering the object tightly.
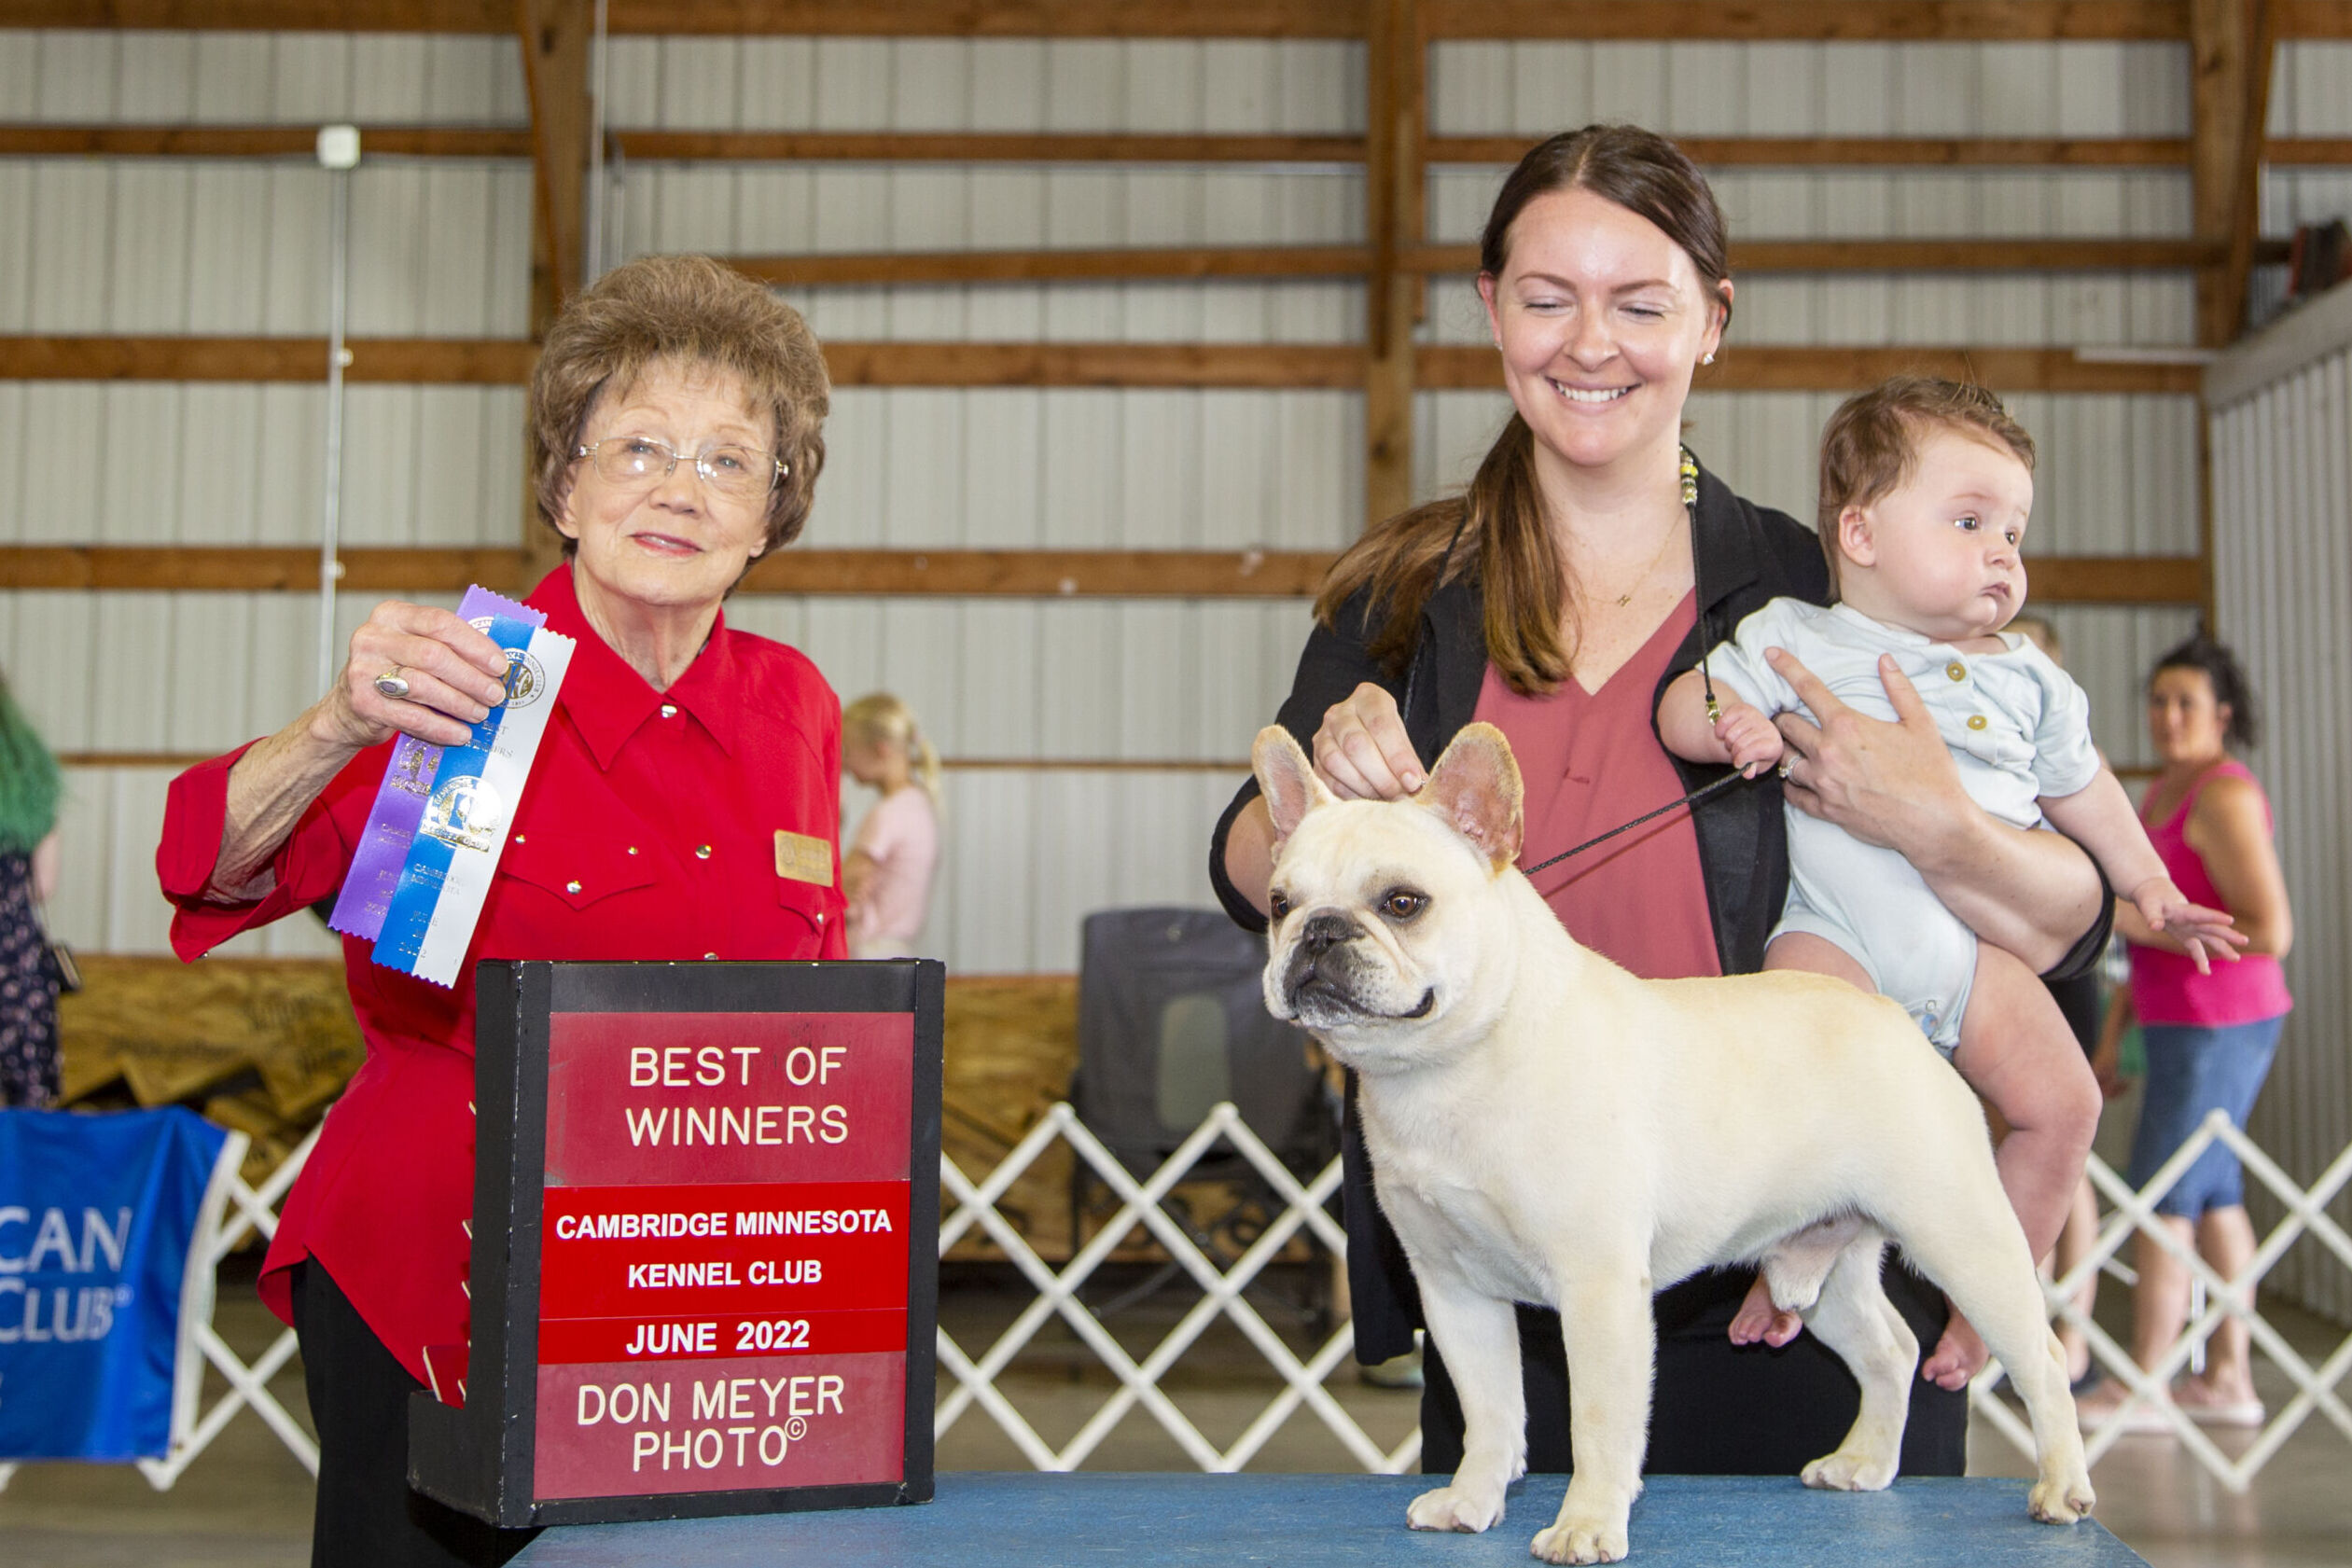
[1702,600,2103,1057]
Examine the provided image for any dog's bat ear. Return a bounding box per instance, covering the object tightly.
[1252,726,1329,842]
[1415,721,1524,871]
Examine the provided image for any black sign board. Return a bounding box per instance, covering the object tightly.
[409,959,943,1528]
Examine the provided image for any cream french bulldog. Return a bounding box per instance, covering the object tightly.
[1253,720,2094,1564]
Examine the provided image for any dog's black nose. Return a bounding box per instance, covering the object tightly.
[1299,911,1357,955]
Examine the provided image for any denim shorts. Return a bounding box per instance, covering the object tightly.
[2124,1015,2287,1219]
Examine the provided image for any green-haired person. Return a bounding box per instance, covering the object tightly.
[0,677,62,1106]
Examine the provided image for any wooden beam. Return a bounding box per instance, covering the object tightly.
[1362,0,1422,532]
[2189,0,2269,345]
[0,335,538,382]
[0,546,2201,604]
[2274,0,2352,32]
[517,0,591,324]
[0,336,2214,393]
[1418,343,2205,393]
[0,124,534,159]
[1428,135,2194,167]
[13,125,2345,171]
[34,0,2309,35]
[817,340,1368,388]
[612,131,1367,163]
[0,1,509,25]
[1404,239,2221,274]
[1421,1,2188,40]
[727,246,1372,286]
[2266,138,2352,164]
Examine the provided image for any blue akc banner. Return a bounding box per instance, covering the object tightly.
[0,1107,230,1461]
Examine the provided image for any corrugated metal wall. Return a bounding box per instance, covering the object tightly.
[2206,282,2352,1325]
[0,29,2224,972]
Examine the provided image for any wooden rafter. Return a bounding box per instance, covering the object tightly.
[10,0,2352,35]
[2189,0,2275,346]
[516,0,591,326]
[0,545,2203,604]
[613,131,1366,162]
[0,125,535,157]
[15,125,2352,175]
[727,246,1372,286]
[0,336,2208,392]
[1403,239,2224,273]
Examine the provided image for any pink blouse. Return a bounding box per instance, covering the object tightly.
[2129,759,2291,1026]
[1473,591,1720,981]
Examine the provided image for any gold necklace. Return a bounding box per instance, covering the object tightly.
[1601,518,1682,607]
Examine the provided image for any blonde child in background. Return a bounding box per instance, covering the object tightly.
[842,693,941,960]
[1656,377,2242,1387]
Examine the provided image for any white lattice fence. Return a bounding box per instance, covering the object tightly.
[1971,1109,2352,1492]
[936,1101,1415,1474]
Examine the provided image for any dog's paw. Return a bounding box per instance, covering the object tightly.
[2028,1473,2096,1524]
[1530,1514,1629,1564]
[1800,1449,1898,1492]
[1407,1483,1505,1534]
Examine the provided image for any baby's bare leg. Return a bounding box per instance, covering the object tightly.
[1729,933,1884,1348]
[1928,945,2102,1389]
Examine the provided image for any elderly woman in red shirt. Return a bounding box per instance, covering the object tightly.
[156,255,843,1568]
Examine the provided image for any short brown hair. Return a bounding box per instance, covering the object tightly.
[1816,376,2036,594]
[529,254,830,556]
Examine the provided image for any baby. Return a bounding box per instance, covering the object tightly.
[1657,376,2238,1386]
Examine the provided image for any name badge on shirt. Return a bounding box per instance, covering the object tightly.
[774,829,833,886]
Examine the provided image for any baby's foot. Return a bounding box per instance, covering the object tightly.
[1920,1304,1989,1390]
[1730,1274,1804,1348]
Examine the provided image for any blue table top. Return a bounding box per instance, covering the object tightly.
[511,1471,2148,1566]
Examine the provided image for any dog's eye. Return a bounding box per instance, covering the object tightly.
[1380,891,1427,921]
[1268,890,1291,920]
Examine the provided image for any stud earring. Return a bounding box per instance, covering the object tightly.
[1703,352,1716,366]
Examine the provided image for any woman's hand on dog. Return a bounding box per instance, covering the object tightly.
[1316,682,1428,799]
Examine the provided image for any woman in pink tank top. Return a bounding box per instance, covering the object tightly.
[2078,636,2293,1435]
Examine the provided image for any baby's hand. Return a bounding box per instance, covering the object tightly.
[1714,701,1785,778]
[2130,876,2246,976]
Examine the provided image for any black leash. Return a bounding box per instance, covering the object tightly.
[1517,768,1750,878]
[1515,446,1752,881]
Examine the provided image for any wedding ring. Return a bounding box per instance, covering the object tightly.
[373,667,411,701]
[1776,758,1794,779]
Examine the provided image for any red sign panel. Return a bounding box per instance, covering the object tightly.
[534,1352,906,1500]
[534,1013,915,1501]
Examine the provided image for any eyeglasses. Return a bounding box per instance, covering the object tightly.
[573,437,787,502]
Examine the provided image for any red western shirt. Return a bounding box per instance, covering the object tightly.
[156,564,848,1382]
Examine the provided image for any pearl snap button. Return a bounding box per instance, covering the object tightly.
[695,845,712,859]
[1945,661,1966,682]
[565,879,582,894]
[661,703,678,718]
[704,951,717,960]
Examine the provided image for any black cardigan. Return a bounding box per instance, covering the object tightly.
[1206,461,2113,1362]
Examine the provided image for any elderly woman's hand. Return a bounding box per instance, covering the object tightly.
[1767,648,1966,853]
[1314,683,1427,800]
[320,602,515,752]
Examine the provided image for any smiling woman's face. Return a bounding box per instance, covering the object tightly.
[1478,186,1726,482]
[557,358,775,616]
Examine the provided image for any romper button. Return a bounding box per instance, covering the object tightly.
[1945,661,1966,681]
[696,845,712,859]
[1967,714,1988,730]
[565,879,582,894]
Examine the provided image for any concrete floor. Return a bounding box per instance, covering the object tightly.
[3,1261,2345,1567]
